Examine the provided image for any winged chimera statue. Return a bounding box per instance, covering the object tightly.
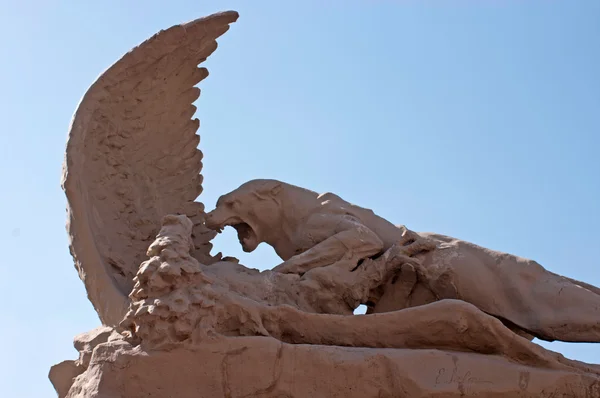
[62,10,600,345]
[54,11,600,396]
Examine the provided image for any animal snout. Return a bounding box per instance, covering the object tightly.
[204,211,217,228]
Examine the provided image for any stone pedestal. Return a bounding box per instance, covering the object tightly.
[51,333,600,398]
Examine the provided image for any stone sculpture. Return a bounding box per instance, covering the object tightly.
[205,178,600,343]
[51,10,600,397]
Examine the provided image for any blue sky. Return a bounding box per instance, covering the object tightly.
[1,1,599,396]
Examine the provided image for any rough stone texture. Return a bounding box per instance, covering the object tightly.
[61,338,600,398]
[111,215,596,375]
[61,10,239,327]
[48,361,83,398]
[50,212,600,397]
[49,327,117,398]
[52,214,600,392]
[54,9,600,398]
[118,214,429,350]
[206,179,600,343]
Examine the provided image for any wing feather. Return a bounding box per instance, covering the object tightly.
[61,11,238,326]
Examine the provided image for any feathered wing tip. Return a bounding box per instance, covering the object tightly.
[62,11,239,326]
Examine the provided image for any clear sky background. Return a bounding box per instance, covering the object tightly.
[1,1,599,396]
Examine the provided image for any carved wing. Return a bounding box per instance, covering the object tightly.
[61,11,239,326]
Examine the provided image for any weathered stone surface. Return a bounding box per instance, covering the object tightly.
[61,10,239,327]
[49,326,121,398]
[63,337,600,398]
[48,361,83,398]
[206,179,600,344]
[51,215,600,397]
[53,8,600,398]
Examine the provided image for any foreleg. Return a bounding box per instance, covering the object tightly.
[272,224,383,275]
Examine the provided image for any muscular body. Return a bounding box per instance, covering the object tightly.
[127,215,600,375]
[205,180,433,272]
[205,179,600,343]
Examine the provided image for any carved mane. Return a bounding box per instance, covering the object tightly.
[61,11,239,326]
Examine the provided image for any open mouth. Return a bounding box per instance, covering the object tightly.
[211,217,258,252]
[232,223,253,243]
[209,216,240,233]
[231,222,258,252]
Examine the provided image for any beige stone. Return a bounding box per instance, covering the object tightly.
[53,9,600,398]
[206,179,600,343]
[115,215,597,376]
[61,337,600,398]
[52,213,599,396]
[61,10,239,327]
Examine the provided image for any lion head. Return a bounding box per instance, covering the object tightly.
[204,179,284,252]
